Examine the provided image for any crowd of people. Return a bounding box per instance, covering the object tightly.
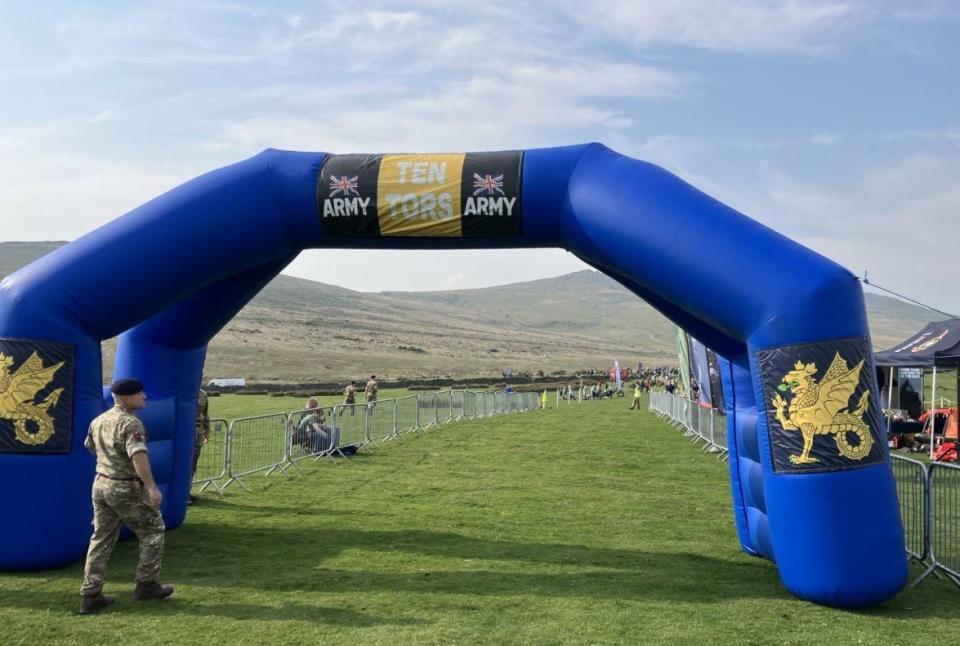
[557,366,684,405]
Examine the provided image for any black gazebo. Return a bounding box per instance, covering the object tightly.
[875,319,960,457]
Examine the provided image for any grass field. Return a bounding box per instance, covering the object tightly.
[0,396,957,645]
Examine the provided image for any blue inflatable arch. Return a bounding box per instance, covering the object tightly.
[0,144,905,607]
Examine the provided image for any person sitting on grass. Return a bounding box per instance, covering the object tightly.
[295,398,334,453]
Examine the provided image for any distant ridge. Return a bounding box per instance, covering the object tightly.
[0,241,940,381]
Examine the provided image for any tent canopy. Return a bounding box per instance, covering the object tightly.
[875,319,960,368]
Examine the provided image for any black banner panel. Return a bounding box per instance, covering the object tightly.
[460,151,523,237]
[758,337,885,474]
[316,154,383,237]
[316,151,523,238]
[0,338,74,454]
[707,349,726,412]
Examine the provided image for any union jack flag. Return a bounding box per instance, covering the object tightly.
[472,172,505,196]
[329,175,360,197]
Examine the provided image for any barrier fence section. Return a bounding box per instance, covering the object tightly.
[436,390,452,424]
[892,455,928,563]
[649,391,727,460]
[199,388,542,492]
[193,418,229,493]
[482,392,494,417]
[926,462,960,587]
[451,390,465,421]
[418,394,439,430]
[396,395,419,434]
[334,403,368,450]
[650,389,960,591]
[223,412,291,491]
[464,391,476,419]
[368,399,396,445]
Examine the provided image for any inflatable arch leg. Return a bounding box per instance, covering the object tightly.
[0,143,905,607]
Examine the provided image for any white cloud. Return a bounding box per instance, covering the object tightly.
[759,153,960,311]
[565,0,864,56]
[204,60,684,155]
[810,132,842,146]
[884,127,960,149]
[0,152,191,239]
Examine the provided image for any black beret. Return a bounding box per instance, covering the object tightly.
[111,378,144,396]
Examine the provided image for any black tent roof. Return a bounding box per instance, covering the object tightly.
[875,319,960,368]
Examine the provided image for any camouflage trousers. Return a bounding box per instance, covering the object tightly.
[80,477,165,596]
[191,441,204,478]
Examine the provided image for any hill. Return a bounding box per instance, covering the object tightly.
[0,241,940,381]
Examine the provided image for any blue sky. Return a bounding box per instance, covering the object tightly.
[1,1,958,311]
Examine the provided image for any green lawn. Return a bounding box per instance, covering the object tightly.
[0,396,956,645]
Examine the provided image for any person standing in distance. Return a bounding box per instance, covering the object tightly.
[630,380,642,410]
[343,380,357,415]
[365,375,378,409]
[189,388,210,505]
[79,378,174,615]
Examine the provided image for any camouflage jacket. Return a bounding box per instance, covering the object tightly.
[84,406,148,479]
[195,389,210,446]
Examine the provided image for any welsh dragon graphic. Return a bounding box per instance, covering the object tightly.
[0,352,64,446]
[770,352,873,465]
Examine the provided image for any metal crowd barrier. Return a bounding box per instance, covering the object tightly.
[418,393,439,429]
[193,418,229,493]
[367,399,395,445]
[651,390,959,591]
[892,455,928,563]
[648,392,727,462]
[923,462,960,587]
[197,388,540,493]
[223,412,291,491]
[463,391,477,419]
[481,392,494,417]
[396,395,419,434]
[436,390,452,424]
[449,390,463,421]
[893,456,960,589]
[334,403,368,450]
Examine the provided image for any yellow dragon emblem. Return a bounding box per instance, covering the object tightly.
[0,351,64,446]
[770,352,873,465]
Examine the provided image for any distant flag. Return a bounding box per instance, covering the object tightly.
[614,358,622,391]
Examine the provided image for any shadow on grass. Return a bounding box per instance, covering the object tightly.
[193,496,365,518]
[8,524,954,617]
[0,589,422,626]
[22,525,784,600]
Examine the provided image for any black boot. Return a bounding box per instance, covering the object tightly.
[79,593,116,615]
[133,581,175,601]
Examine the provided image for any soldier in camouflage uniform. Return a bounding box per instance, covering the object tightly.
[79,378,174,615]
[189,388,210,504]
[365,375,378,409]
[343,380,357,415]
